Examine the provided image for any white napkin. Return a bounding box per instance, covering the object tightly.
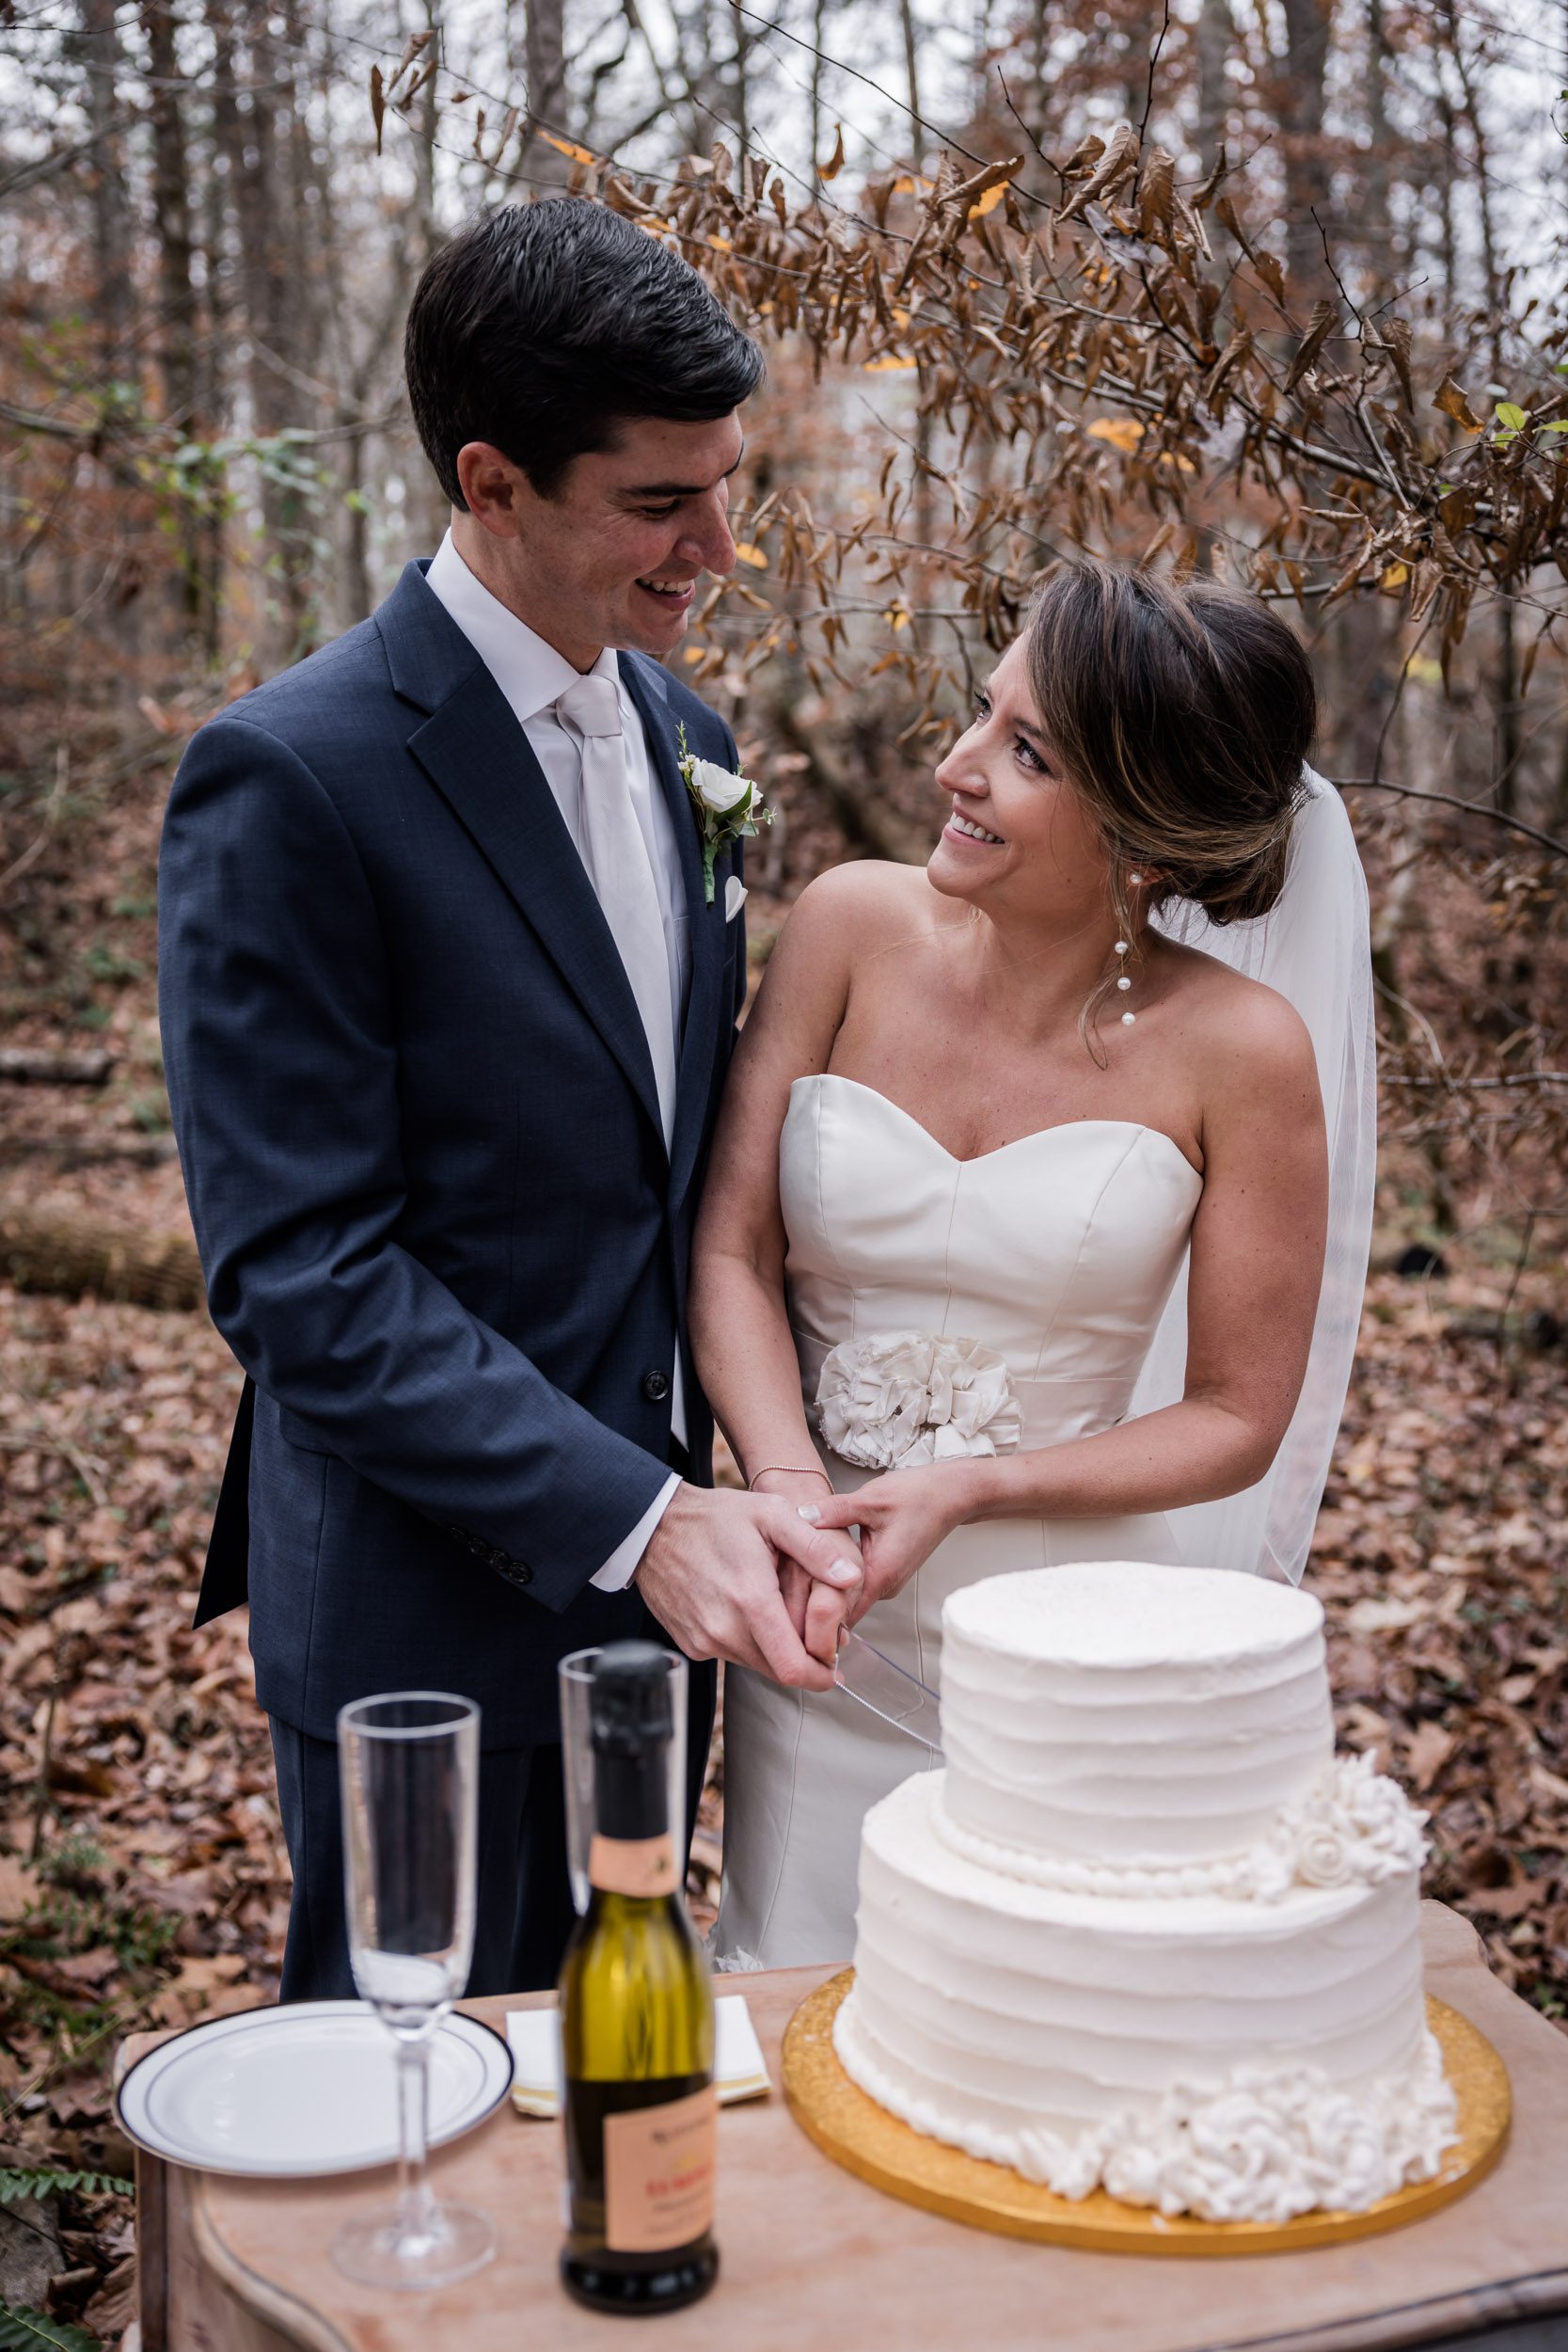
[507,1994,770,2118]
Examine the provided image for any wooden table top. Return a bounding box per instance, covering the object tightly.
[124,1903,1568,2352]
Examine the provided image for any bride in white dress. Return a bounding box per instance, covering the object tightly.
[692,562,1373,1968]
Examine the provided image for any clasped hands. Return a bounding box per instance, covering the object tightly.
[636,1465,970,1689]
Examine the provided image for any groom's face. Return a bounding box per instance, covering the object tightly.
[458,412,744,669]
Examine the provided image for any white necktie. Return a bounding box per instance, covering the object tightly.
[557,674,678,1151]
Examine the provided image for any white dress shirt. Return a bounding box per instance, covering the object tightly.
[424,531,683,1591]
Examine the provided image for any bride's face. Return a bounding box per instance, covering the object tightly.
[927,637,1111,922]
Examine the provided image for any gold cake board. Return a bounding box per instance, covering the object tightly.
[783,1970,1510,2257]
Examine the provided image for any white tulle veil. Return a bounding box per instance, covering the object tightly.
[1127,766,1377,1584]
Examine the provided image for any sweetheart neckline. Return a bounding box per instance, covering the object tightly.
[789,1072,1204,1179]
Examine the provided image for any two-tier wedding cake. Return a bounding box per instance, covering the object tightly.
[832,1562,1459,2224]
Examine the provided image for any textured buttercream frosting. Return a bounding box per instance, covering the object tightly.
[940,1563,1334,1868]
[836,1563,1457,2222]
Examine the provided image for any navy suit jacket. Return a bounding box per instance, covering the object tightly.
[158,561,747,1745]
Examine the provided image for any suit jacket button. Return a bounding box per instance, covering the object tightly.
[641,1369,671,1404]
[515,1564,532,1587]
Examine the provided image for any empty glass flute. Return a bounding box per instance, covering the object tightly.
[331,1691,496,2291]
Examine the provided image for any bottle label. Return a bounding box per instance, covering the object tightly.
[603,2083,717,2253]
[588,1833,678,1898]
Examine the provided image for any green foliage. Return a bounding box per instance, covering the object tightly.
[0,2308,103,2352]
[128,1091,171,1135]
[39,1838,108,1889]
[0,2170,132,2208]
[155,428,327,516]
[80,944,145,986]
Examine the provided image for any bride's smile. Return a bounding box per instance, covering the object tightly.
[927,636,1113,930]
[944,803,1006,846]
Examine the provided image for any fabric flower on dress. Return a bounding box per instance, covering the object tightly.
[815,1329,1022,1471]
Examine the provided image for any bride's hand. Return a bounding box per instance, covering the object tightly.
[750,1469,863,1667]
[801,1467,971,1618]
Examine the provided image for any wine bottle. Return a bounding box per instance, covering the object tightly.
[559,1642,718,2314]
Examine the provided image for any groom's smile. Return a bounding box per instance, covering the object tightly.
[633,574,699,618]
[454,412,745,674]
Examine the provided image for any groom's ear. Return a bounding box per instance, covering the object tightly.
[455,442,536,537]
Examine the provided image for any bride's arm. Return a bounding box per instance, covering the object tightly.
[691,869,868,1637]
[807,984,1330,1602]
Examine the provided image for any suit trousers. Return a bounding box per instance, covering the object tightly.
[270,1655,717,2002]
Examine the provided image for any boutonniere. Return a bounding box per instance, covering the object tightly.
[676,723,773,904]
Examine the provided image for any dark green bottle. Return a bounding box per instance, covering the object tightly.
[558,1643,718,2314]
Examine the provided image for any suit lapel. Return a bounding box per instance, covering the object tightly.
[381,569,665,1145]
[620,654,726,1212]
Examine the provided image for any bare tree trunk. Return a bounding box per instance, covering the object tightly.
[75,0,136,667]
[1195,0,1232,170]
[1434,86,1458,303]
[209,0,321,662]
[1440,10,1503,350]
[1021,0,1052,187]
[198,3,238,659]
[1188,0,1235,509]
[1495,597,1522,818]
[1274,0,1333,296]
[521,0,568,188]
[899,0,936,559]
[141,0,207,647]
[732,2,751,162]
[898,0,923,168]
[76,0,132,381]
[1363,0,1394,270]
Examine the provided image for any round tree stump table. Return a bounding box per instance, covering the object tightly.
[120,1904,1568,2352]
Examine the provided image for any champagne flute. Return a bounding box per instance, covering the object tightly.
[331,1692,497,2291]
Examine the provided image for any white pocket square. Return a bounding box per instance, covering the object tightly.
[725,876,748,922]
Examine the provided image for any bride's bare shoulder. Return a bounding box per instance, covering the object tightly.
[781,859,952,957]
[1156,937,1318,1097]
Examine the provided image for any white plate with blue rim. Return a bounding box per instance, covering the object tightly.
[116,2000,515,2177]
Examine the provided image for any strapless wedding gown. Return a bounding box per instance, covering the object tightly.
[712,1073,1205,1968]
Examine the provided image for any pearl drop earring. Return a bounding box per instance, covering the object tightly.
[1119,875,1144,1025]
[1114,934,1134,1026]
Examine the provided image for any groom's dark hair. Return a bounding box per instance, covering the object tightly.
[405,199,765,502]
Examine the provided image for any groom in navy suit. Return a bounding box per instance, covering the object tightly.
[158,199,852,1999]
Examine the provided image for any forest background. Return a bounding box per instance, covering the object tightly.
[1,0,1566,2340]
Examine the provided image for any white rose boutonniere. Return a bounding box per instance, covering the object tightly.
[676,723,773,904]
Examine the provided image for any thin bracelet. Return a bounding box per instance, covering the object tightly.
[747,1463,834,1491]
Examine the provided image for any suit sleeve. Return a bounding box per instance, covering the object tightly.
[157,713,671,1609]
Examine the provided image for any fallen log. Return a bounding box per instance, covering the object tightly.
[0,1136,179,1168]
[0,1049,116,1086]
[0,1210,204,1311]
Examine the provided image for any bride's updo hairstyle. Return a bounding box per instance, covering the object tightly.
[1023,561,1316,973]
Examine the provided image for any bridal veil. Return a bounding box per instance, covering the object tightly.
[1128,767,1377,1584]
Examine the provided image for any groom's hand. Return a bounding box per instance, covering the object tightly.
[635,1485,859,1690]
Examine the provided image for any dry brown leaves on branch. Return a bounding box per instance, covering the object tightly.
[484,114,1568,685]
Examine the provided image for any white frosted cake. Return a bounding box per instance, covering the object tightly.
[833,1563,1459,2224]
